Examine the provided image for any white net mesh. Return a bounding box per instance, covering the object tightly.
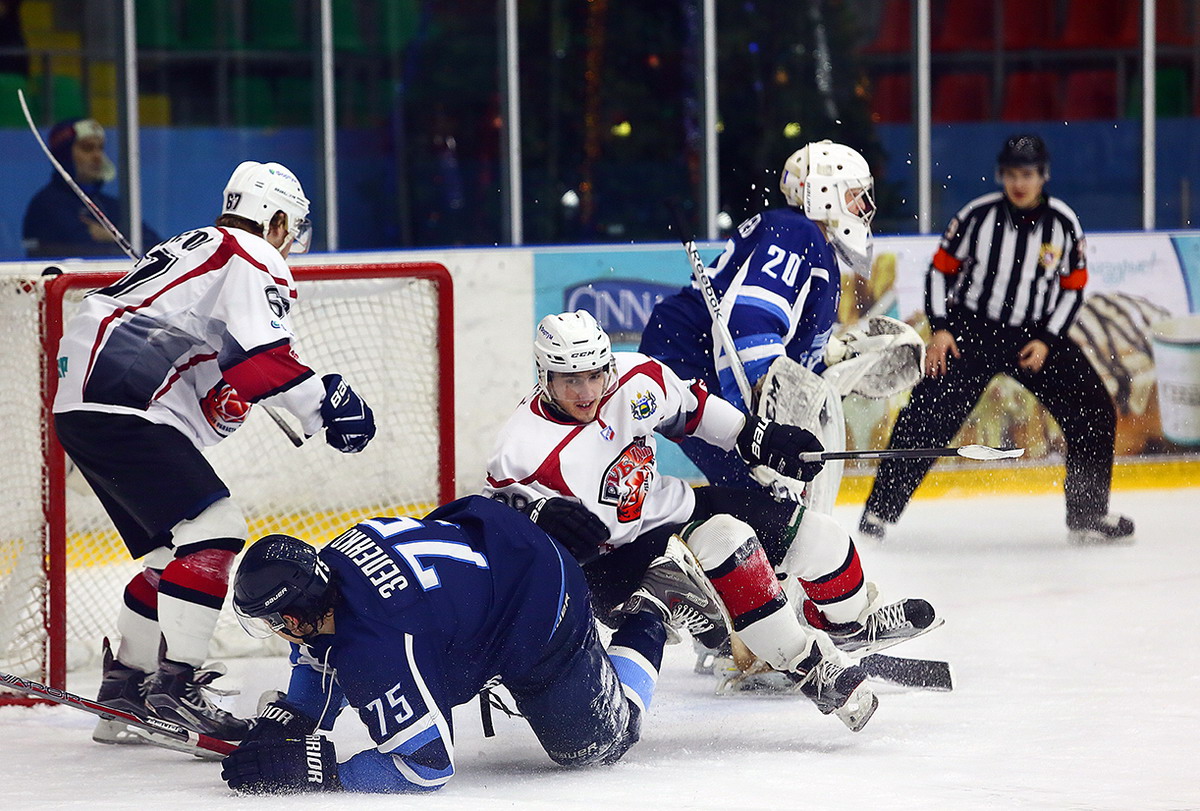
[0,265,451,692]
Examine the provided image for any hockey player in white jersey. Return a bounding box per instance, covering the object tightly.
[53,161,376,742]
[484,311,936,729]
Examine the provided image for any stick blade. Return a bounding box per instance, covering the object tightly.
[956,444,1025,460]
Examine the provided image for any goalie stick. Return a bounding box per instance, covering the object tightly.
[17,89,302,448]
[0,670,236,759]
[796,444,1025,463]
[859,653,953,692]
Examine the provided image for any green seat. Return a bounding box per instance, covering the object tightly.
[381,0,420,53]
[230,75,275,127]
[244,0,305,51]
[1127,67,1190,118]
[0,73,29,126]
[333,0,365,52]
[137,0,179,49]
[47,74,86,121]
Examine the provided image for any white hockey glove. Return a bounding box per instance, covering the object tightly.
[823,315,924,398]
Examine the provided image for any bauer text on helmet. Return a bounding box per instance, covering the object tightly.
[779,140,875,270]
[222,161,313,253]
[534,310,616,422]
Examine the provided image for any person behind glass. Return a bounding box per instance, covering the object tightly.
[22,117,160,258]
[859,134,1134,546]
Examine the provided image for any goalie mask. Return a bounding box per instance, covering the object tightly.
[533,310,616,416]
[222,161,313,253]
[233,534,335,640]
[780,140,875,272]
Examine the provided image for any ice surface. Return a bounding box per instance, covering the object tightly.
[2,487,1197,810]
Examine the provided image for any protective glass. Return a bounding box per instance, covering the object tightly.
[289,217,313,254]
[233,602,289,639]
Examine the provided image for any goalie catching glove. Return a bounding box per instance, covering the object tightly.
[736,416,825,482]
[524,497,610,561]
[320,374,376,453]
[222,735,341,794]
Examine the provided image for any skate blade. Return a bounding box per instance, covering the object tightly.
[834,684,878,732]
[93,718,150,745]
[843,617,946,658]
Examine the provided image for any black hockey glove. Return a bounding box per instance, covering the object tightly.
[240,698,319,745]
[320,374,376,453]
[222,736,341,794]
[524,497,610,562]
[736,416,825,482]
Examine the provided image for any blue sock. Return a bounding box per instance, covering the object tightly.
[607,611,666,713]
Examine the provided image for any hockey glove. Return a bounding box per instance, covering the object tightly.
[240,698,319,744]
[222,736,341,794]
[524,497,610,562]
[320,374,376,453]
[736,416,825,482]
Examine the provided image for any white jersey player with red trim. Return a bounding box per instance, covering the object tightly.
[54,225,326,447]
[484,351,746,552]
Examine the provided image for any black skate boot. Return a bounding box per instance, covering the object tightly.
[790,644,877,732]
[810,584,939,655]
[620,536,729,649]
[144,658,251,741]
[1067,513,1135,546]
[93,637,150,745]
[857,510,891,541]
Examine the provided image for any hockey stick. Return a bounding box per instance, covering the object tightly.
[18,89,301,446]
[0,670,236,758]
[797,444,1025,463]
[859,653,953,692]
[668,202,754,409]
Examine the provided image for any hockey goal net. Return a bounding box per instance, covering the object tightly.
[0,263,454,704]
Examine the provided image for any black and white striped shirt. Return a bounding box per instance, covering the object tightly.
[925,191,1088,343]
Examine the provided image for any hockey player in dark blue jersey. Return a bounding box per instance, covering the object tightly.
[640,141,875,490]
[220,495,725,794]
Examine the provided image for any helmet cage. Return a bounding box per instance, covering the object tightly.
[780,140,875,270]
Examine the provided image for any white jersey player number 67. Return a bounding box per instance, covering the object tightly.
[358,518,490,591]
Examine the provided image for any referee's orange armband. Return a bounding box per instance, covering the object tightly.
[931,248,961,274]
[1060,267,1088,290]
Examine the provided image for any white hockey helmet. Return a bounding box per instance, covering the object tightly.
[533,310,616,400]
[221,161,313,253]
[780,140,875,271]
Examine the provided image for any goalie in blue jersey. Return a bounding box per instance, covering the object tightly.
[639,140,879,495]
[220,495,718,795]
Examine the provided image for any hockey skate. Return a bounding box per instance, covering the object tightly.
[144,659,251,741]
[811,584,940,656]
[857,510,891,541]
[791,646,878,732]
[93,638,152,745]
[620,536,729,649]
[1067,513,1135,546]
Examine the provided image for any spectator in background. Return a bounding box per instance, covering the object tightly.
[22,117,160,258]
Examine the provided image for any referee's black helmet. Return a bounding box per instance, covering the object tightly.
[997,134,1050,178]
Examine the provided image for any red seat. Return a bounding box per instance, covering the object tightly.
[1059,0,1134,48]
[871,73,912,123]
[1002,71,1062,121]
[863,0,912,54]
[932,0,995,52]
[933,73,992,122]
[1063,70,1119,119]
[1003,0,1058,50]
[1116,0,1193,47]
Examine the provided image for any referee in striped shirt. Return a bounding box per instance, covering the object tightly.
[859,134,1133,545]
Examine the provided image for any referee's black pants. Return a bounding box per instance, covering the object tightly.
[864,311,1116,529]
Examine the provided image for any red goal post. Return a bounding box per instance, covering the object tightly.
[0,263,454,704]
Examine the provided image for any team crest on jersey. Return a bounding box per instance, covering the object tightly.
[1038,242,1063,269]
[600,436,655,523]
[630,391,657,420]
[200,381,251,436]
